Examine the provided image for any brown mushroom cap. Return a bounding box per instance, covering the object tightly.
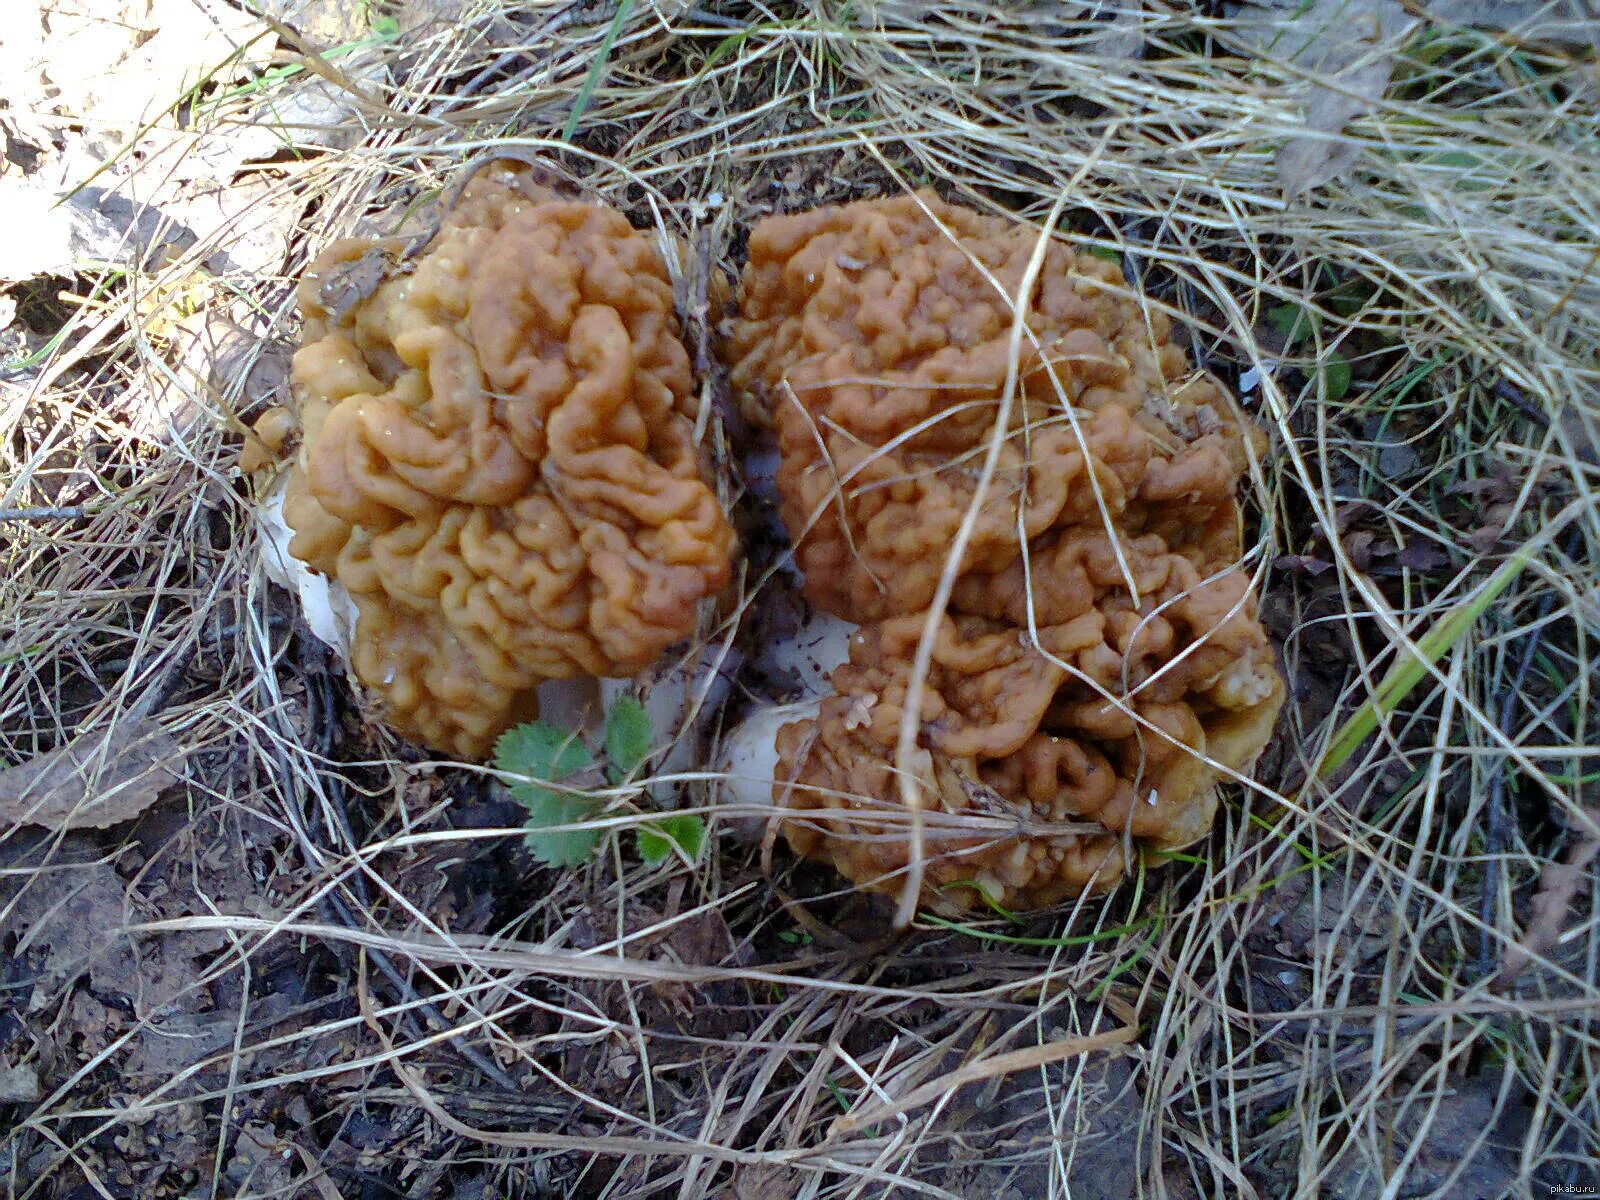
[727,190,1261,621]
[773,565,1282,912]
[283,168,734,758]
[727,192,1283,911]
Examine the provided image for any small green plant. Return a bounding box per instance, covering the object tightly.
[1267,299,1352,401]
[493,696,706,869]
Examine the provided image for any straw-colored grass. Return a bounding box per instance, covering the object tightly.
[2,2,1595,1196]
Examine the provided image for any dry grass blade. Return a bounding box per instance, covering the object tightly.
[827,1023,1136,1135]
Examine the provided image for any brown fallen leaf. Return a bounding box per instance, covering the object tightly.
[317,247,392,321]
[726,1164,800,1200]
[9,859,138,1008]
[1426,1,1600,50]
[0,717,184,831]
[1343,528,1376,571]
[0,1062,41,1103]
[1495,818,1600,990]
[1395,540,1453,573]
[1232,0,1418,195]
[1275,553,1335,576]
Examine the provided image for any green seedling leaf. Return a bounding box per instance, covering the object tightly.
[1325,281,1372,318]
[1315,545,1536,780]
[937,880,1025,924]
[1148,849,1209,866]
[1321,352,1352,401]
[494,722,601,868]
[1088,917,1162,1000]
[517,790,605,867]
[604,696,652,784]
[494,721,592,783]
[826,1078,851,1113]
[1268,302,1320,346]
[1421,149,1495,193]
[636,814,707,865]
[2,325,71,373]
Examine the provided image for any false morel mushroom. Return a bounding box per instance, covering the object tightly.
[723,191,1283,912]
[282,165,734,758]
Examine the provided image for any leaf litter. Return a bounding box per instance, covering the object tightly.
[0,716,184,831]
[1226,0,1416,195]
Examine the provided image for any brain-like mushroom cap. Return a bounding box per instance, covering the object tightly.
[775,560,1282,911]
[727,192,1283,911]
[284,168,734,757]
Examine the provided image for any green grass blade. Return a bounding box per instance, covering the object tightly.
[562,0,636,142]
[1315,545,1536,779]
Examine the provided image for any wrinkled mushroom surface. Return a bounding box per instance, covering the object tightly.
[284,169,734,758]
[727,192,1283,911]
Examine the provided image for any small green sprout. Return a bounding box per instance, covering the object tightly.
[493,722,601,868]
[493,695,707,869]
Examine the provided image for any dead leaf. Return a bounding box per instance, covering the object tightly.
[1275,54,1399,194]
[1275,553,1335,576]
[1395,540,1452,572]
[201,319,293,414]
[1376,438,1422,479]
[1446,472,1516,502]
[1231,1,1418,195]
[9,859,137,1006]
[0,1062,41,1103]
[318,248,392,321]
[1466,520,1508,555]
[1426,1,1599,49]
[1343,528,1375,571]
[727,1164,801,1200]
[0,717,184,831]
[292,1143,350,1200]
[0,175,139,282]
[225,1122,298,1191]
[1321,1073,1527,1199]
[1556,402,1600,466]
[122,992,300,1079]
[1495,822,1600,989]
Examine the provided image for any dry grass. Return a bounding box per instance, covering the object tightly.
[2,2,1596,1196]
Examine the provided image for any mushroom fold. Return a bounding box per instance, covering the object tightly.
[726,192,1284,912]
[284,168,734,758]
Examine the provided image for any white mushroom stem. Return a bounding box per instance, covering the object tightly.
[715,608,861,842]
[753,609,857,696]
[257,479,358,661]
[715,699,822,844]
